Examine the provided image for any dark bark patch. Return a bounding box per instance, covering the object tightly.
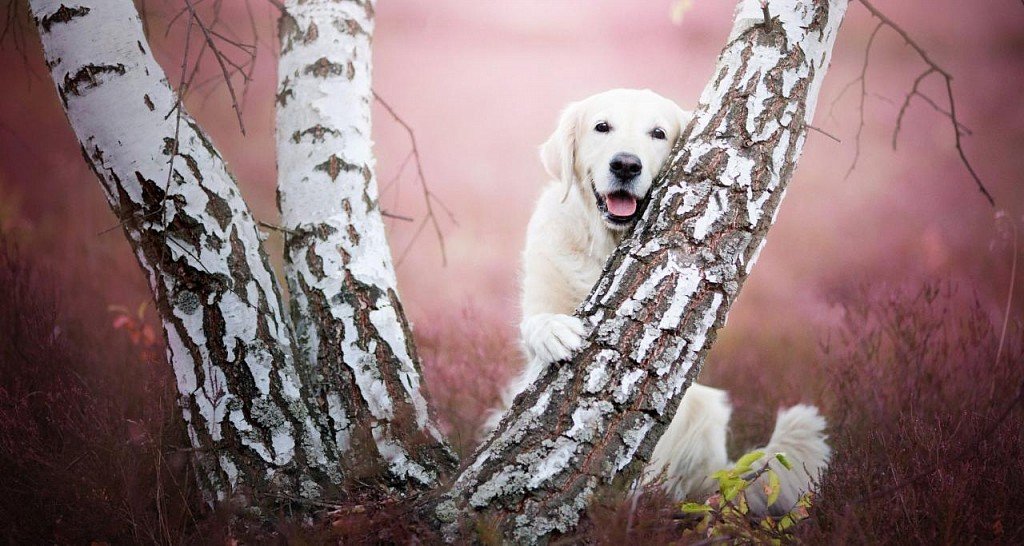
[185,119,220,159]
[135,170,165,215]
[276,81,294,107]
[304,57,346,79]
[144,94,155,111]
[59,64,126,104]
[304,21,319,44]
[278,13,301,55]
[162,137,177,156]
[291,124,340,144]
[201,186,233,231]
[39,5,90,32]
[180,153,203,182]
[314,155,362,181]
[165,210,207,253]
[334,18,368,38]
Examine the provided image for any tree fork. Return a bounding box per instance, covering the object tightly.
[430,0,848,541]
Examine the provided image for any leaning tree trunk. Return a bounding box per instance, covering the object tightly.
[275,0,457,491]
[431,0,848,541]
[29,0,348,503]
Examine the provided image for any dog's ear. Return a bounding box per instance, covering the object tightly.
[540,101,581,193]
[675,106,695,137]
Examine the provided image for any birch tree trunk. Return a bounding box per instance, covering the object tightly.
[276,0,457,492]
[431,1,848,541]
[30,0,347,504]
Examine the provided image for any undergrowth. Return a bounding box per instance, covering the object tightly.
[0,234,1021,544]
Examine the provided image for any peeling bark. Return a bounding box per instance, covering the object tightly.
[431,1,848,541]
[275,0,457,492]
[30,0,346,504]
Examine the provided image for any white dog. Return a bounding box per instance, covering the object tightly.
[486,89,830,513]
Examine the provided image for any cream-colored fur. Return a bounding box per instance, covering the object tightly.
[485,89,830,511]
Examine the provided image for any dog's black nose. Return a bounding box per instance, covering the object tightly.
[609,153,642,180]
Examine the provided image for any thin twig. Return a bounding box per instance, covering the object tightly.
[843,21,882,180]
[807,124,842,143]
[382,211,415,222]
[995,215,1018,367]
[1,0,35,73]
[892,67,934,149]
[380,150,415,197]
[258,220,297,236]
[828,75,862,123]
[373,90,456,266]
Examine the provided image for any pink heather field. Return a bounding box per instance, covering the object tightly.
[1,0,1022,543]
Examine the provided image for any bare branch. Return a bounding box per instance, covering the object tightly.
[856,0,995,207]
[182,0,248,134]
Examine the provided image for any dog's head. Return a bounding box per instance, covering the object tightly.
[541,89,692,230]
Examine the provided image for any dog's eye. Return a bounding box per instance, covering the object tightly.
[650,127,667,140]
[594,122,611,133]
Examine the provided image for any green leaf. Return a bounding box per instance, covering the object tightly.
[775,452,793,470]
[712,469,734,481]
[766,469,781,506]
[680,502,712,514]
[721,477,747,502]
[734,450,765,473]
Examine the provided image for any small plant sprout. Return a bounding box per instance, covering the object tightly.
[680,450,813,544]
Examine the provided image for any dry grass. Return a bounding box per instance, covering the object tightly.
[0,238,203,544]
[801,282,1024,544]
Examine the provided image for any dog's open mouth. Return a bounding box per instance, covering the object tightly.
[594,186,642,225]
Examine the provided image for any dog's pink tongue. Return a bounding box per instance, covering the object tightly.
[606,193,637,217]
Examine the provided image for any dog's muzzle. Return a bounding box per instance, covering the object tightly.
[592,183,642,226]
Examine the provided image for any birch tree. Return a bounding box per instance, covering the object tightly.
[276,0,457,491]
[29,0,348,503]
[30,0,849,541]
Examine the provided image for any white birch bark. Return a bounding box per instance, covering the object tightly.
[431,1,848,541]
[30,0,346,503]
[276,0,456,491]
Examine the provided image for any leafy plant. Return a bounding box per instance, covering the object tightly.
[681,450,813,545]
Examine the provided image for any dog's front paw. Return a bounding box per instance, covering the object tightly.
[521,313,586,365]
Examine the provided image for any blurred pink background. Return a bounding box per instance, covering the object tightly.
[1,0,1021,364]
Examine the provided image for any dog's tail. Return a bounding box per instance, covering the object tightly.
[744,404,831,516]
